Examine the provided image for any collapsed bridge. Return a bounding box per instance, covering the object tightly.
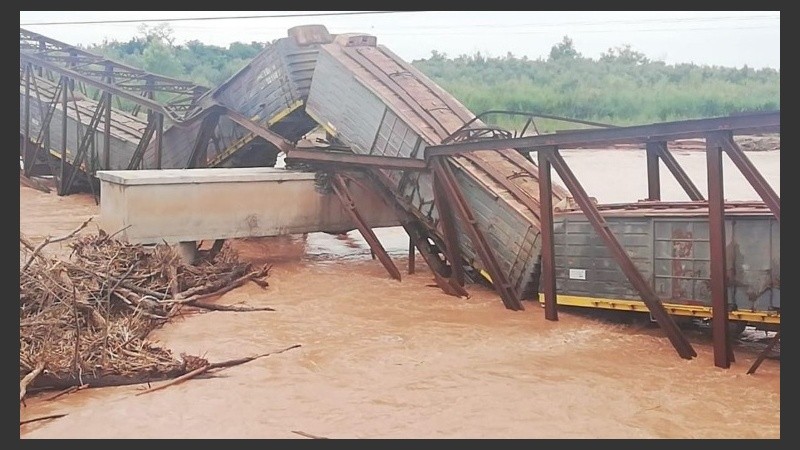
[19,25,780,370]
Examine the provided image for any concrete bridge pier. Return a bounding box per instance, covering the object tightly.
[177,241,199,264]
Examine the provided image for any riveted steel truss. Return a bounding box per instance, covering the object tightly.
[426,111,779,367]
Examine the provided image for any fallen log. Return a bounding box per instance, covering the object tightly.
[292,430,329,439]
[134,344,302,396]
[207,344,302,370]
[187,301,276,312]
[20,413,68,426]
[44,384,87,401]
[31,368,187,391]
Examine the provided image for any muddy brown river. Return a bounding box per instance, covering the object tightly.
[19,149,780,438]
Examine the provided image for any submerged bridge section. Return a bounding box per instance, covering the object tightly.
[20,25,780,369]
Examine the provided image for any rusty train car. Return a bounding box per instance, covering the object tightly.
[303,30,568,303]
[548,201,780,330]
[169,24,569,306]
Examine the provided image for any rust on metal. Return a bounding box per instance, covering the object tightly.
[650,141,705,201]
[155,113,164,169]
[431,165,466,287]
[706,133,732,368]
[747,331,780,375]
[461,151,542,216]
[425,111,780,158]
[20,28,207,122]
[64,94,108,194]
[366,169,467,297]
[186,110,222,168]
[540,148,697,359]
[26,74,63,179]
[537,148,558,320]
[560,200,772,216]
[718,133,780,221]
[286,149,428,171]
[434,158,523,311]
[408,238,415,275]
[442,110,616,145]
[220,107,294,155]
[126,116,156,170]
[59,75,68,195]
[330,174,402,281]
[340,47,451,140]
[645,142,661,200]
[23,63,31,167]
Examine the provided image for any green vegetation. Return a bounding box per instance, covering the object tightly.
[85,26,779,133]
[413,36,780,132]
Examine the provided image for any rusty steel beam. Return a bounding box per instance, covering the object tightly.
[187,110,222,168]
[652,141,705,201]
[538,149,558,321]
[367,169,467,297]
[706,133,733,368]
[126,117,156,170]
[58,76,68,195]
[718,134,780,221]
[645,142,661,201]
[407,222,468,297]
[23,63,31,164]
[434,157,523,311]
[64,94,107,194]
[425,111,780,158]
[221,107,294,154]
[408,238,415,275]
[746,331,780,375]
[431,167,466,287]
[330,174,402,281]
[155,113,164,169]
[442,110,615,145]
[540,149,697,359]
[26,73,63,177]
[21,28,207,122]
[21,55,174,120]
[286,148,429,171]
[102,92,111,170]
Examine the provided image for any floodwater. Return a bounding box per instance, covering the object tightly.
[19,149,780,439]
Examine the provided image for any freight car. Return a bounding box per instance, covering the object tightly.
[542,201,780,332]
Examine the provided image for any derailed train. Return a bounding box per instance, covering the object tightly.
[550,202,779,331]
[19,25,779,329]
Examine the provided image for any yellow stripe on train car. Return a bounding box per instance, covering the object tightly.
[538,294,780,324]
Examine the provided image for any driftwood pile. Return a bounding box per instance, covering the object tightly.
[20,221,273,396]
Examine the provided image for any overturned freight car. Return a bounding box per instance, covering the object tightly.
[167,24,570,310]
[302,30,569,308]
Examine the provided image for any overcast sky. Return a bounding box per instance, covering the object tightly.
[19,11,780,69]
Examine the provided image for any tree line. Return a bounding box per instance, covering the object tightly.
[85,26,780,132]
